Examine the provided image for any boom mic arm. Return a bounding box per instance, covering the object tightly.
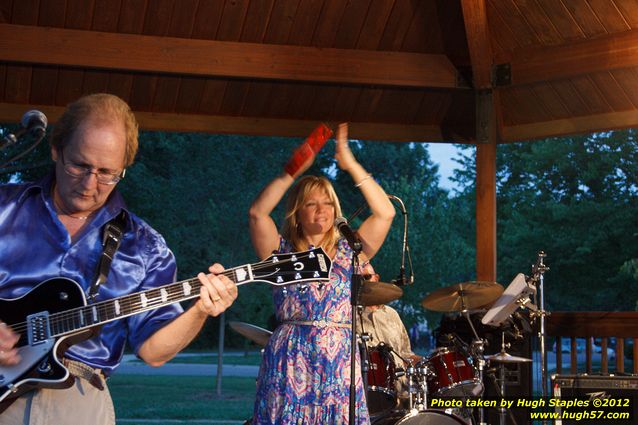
[1,110,47,150]
[1,110,49,170]
[388,194,414,286]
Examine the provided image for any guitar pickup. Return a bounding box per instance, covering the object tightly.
[26,312,51,345]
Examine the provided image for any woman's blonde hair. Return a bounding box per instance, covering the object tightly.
[281,175,343,252]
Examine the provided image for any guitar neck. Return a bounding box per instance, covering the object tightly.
[47,265,249,338]
[15,247,330,343]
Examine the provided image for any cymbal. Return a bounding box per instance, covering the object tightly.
[486,352,532,363]
[360,280,403,306]
[228,321,272,347]
[421,281,504,312]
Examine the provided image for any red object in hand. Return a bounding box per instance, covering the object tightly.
[284,123,333,177]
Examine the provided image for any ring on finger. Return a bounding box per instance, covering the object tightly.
[212,297,222,302]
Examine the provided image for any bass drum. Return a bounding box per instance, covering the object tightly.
[371,410,467,425]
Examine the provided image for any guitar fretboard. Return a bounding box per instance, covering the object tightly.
[47,277,199,336]
[11,248,330,343]
[45,263,259,337]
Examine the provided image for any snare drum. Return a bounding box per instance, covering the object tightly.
[426,347,483,397]
[371,409,467,424]
[366,344,399,416]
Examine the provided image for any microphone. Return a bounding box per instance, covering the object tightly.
[334,216,362,252]
[1,110,48,149]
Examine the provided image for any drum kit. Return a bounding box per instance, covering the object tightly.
[231,274,540,425]
[360,277,537,425]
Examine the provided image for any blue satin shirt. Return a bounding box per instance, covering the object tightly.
[0,173,183,375]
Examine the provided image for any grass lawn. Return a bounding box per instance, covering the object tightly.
[129,353,263,366]
[109,374,256,424]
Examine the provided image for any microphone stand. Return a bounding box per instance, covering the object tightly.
[349,195,414,287]
[348,242,363,425]
[357,308,371,397]
[388,195,414,286]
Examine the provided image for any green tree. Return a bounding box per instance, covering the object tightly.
[331,140,475,330]
[454,131,638,311]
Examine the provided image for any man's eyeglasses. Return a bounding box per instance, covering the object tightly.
[59,152,125,185]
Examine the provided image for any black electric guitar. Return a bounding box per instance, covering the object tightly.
[0,248,331,412]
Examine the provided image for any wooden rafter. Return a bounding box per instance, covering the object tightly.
[460,0,493,89]
[495,29,638,86]
[501,109,638,142]
[0,23,460,90]
[0,102,461,142]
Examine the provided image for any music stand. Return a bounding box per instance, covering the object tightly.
[481,273,536,327]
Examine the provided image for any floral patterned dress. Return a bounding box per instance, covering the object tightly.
[252,237,370,425]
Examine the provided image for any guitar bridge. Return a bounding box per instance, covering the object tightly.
[26,312,51,345]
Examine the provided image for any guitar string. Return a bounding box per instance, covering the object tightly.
[12,250,330,334]
[8,270,320,336]
[8,251,330,336]
[9,270,324,336]
[47,251,325,326]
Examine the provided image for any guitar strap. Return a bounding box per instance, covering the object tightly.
[88,210,128,303]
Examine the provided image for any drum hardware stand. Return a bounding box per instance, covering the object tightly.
[486,332,522,425]
[407,359,429,413]
[529,251,550,412]
[406,361,417,411]
[387,346,423,413]
[460,308,489,425]
[471,340,488,425]
[387,346,407,383]
[496,333,509,425]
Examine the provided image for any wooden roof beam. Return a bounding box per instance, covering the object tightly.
[0,23,460,90]
[460,0,493,89]
[495,29,638,86]
[501,110,638,142]
[0,102,465,142]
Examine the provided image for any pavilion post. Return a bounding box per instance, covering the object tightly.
[475,89,497,281]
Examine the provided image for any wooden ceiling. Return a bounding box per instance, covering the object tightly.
[1,0,638,143]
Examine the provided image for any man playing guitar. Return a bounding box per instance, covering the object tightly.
[0,93,238,424]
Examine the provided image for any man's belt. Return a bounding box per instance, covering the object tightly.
[283,320,351,329]
[63,358,105,391]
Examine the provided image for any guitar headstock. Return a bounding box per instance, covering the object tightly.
[252,247,332,286]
